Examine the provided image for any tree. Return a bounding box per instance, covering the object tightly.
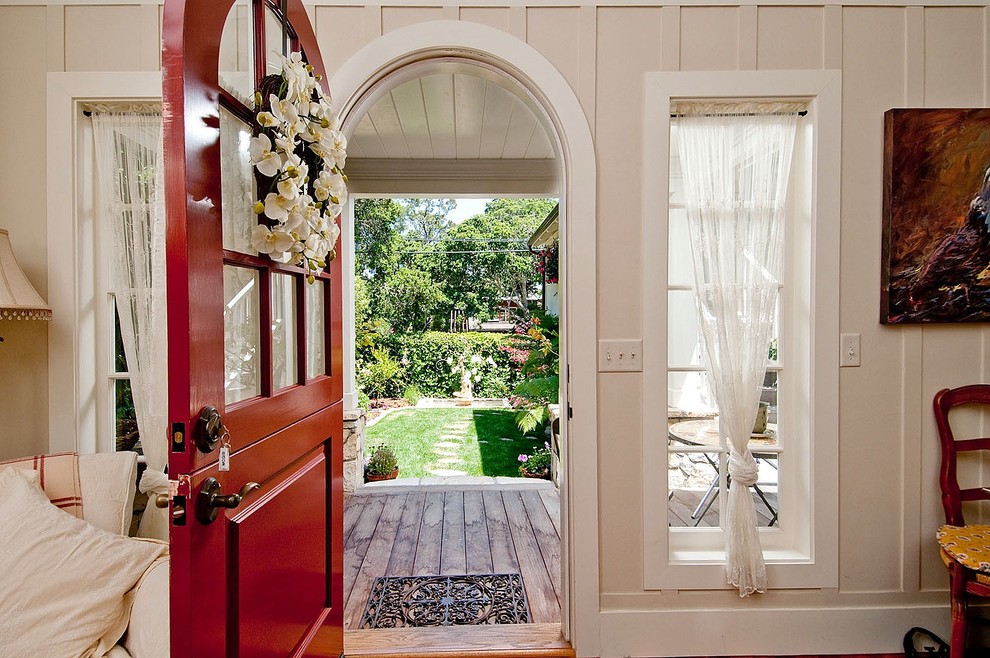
[400,198,456,243]
[354,198,404,286]
[377,267,449,332]
[431,198,554,319]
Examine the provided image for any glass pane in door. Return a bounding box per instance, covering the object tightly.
[218,0,255,105]
[265,7,290,76]
[272,273,298,390]
[224,265,261,404]
[305,280,326,379]
[219,106,257,254]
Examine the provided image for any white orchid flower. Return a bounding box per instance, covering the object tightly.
[276,177,300,201]
[263,192,297,221]
[325,171,348,205]
[313,170,334,202]
[303,233,329,260]
[256,111,278,128]
[327,220,341,246]
[271,96,304,136]
[250,224,295,256]
[249,134,281,178]
[283,205,307,233]
[274,133,296,156]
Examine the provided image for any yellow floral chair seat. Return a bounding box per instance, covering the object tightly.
[937,525,990,584]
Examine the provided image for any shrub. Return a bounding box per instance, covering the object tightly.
[365,444,399,476]
[402,384,422,406]
[392,331,523,398]
[357,347,405,399]
[518,443,552,478]
[358,391,370,411]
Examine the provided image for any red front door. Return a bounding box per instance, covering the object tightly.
[162,1,344,655]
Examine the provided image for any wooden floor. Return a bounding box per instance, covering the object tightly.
[669,487,778,527]
[343,484,562,630]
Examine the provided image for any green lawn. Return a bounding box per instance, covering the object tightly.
[364,407,546,478]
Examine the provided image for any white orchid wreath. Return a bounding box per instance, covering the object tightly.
[248,52,347,282]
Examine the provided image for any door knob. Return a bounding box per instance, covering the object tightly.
[195,477,261,525]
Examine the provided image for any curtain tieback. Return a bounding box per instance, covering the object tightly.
[727,450,759,487]
[139,468,169,495]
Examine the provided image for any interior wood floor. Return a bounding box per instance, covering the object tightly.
[343,484,561,631]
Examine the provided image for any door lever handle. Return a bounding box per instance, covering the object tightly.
[211,482,261,508]
[195,477,261,525]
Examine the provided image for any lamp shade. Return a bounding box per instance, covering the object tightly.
[0,229,52,321]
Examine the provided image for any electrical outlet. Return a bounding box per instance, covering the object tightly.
[598,339,643,372]
[840,333,861,367]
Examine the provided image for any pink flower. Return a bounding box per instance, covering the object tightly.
[518,454,529,463]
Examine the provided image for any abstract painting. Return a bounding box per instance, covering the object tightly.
[881,108,990,323]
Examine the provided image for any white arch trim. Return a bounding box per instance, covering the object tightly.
[329,21,600,655]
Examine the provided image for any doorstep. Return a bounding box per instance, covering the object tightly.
[356,475,556,493]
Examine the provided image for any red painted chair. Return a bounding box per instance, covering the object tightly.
[934,385,990,658]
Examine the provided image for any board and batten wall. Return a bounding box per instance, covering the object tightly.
[2,1,988,654]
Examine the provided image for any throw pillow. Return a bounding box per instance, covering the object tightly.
[0,467,167,658]
[0,451,84,518]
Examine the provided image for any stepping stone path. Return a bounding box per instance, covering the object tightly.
[428,417,471,477]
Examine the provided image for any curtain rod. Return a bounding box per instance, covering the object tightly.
[670,110,808,118]
[82,102,162,117]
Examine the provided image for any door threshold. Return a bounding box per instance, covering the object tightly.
[344,623,573,658]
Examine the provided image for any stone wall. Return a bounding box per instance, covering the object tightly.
[343,409,366,494]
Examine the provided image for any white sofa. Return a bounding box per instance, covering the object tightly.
[78,452,170,658]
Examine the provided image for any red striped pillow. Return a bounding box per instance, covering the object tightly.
[0,452,84,518]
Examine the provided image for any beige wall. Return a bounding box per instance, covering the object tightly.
[4,0,989,652]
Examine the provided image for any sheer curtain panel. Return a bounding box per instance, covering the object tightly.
[675,101,800,595]
[92,110,169,540]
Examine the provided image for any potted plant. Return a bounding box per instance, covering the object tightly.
[364,444,399,482]
[517,443,552,479]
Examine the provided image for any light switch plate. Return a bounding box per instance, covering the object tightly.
[598,339,643,372]
[840,333,861,367]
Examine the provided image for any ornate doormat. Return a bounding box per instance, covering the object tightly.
[359,573,531,628]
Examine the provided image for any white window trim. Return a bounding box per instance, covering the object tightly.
[641,69,840,590]
[46,71,162,455]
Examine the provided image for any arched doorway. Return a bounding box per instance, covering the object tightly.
[330,20,601,655]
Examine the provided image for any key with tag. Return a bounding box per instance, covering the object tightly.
[218,431,231,472]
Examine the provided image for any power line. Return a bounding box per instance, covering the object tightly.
[356,249,534,255]
[402,237,530,243]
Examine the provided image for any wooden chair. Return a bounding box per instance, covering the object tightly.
[934,384,990,658]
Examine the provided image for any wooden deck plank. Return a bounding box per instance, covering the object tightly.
[413,492,445,575]
[344,495,388,612]
[440,490,467,574]
[344,485,560,631]
[464,490,494,574]
[386,491,427,576]
[520,489,561,602]
[483,490,520,574]
[538,487,561,538]
[344,492,367,544]
[346,493,409,629]
[501,489,559,622]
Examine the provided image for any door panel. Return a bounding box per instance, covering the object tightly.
[163,0,344,655]
[231,452,327,657]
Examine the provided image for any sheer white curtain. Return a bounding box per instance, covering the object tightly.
[675,101,799,596]
[92,110,169,540]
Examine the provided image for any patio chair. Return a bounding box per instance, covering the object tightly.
[933,384,990,658]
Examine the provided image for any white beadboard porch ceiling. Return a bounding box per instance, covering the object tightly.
[344,71,559,196]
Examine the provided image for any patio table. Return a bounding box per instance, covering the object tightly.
[667,419,779,526]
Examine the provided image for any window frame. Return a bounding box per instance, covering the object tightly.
[641,70,840,591]
[47,72,164,456]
